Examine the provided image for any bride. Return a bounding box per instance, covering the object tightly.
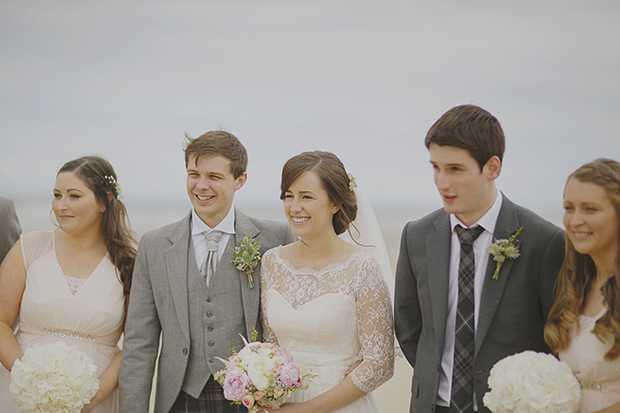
[260,151,394,413]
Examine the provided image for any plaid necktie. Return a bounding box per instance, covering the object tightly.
[451,224,484,413]
[200,230,222,287]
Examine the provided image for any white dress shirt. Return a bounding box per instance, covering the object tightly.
[437,189,503,410]
[191,206,236,271]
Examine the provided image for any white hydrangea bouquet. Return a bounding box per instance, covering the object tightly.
[214,331,313,412]
[483,351,580,413]
[9,341,100,413]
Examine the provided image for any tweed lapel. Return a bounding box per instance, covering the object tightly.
[427,211,452,353]
[231,209,262,339]
[165,212,192,342]
[475,195,519,357]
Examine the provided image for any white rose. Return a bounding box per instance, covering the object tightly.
[246,357,276,391]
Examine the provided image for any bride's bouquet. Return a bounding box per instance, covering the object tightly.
[483,350,580,413]
[9,341,100,413]
[215,332,313,412]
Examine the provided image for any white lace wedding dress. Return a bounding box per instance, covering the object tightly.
[260,246,394,412]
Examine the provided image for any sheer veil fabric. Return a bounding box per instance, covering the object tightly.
[339,183,394,299]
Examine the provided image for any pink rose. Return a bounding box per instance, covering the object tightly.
[223,369,251,401]
[276,347,294,363]
[274,386,284,397]
[254,390,267,401]
[278,363,301,389]
[242,395,254,408]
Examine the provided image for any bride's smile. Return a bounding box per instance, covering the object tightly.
[283,171,339,240]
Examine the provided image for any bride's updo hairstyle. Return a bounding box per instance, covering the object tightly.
[544,158,620,361]
[280,151,357,236]
[58,156,137,296]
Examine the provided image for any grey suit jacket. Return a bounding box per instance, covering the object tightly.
[119,209,295,413]
[0,196,21,264]
[394,195,565,413]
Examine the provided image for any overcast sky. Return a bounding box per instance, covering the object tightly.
[1,0,619,218]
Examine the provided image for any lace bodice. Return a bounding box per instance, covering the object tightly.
[260,246,394,394]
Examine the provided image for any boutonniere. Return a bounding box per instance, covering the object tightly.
[487,227,523,280]
[230,230,261,289]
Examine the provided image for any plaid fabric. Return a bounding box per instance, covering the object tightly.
[450,225,484,413]
[170,376,242,413]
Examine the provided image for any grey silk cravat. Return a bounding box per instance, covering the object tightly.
[451,224,484,413]
[200,230,222,287]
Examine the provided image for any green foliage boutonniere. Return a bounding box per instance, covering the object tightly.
[230,230,261,289]
[487,227,523,280]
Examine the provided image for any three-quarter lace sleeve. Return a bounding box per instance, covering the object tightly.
[260,249,279,345]
[349,256,395,393]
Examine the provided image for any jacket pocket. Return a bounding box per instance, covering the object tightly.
[411,375,420,398]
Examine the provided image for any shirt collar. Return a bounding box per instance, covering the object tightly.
[191,204,236,236]
[450,188,503,234]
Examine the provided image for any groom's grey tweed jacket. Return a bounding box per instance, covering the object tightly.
[120,209,295,413]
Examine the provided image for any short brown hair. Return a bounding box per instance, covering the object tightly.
[280,151,357,235]
[425,105,505,171]
[184,130,248,178]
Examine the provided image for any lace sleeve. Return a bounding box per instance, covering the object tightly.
[260,249,279,345]
[349,255,395,393]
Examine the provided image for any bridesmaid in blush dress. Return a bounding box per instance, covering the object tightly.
[545,158,620,413]
[0,156,136,413]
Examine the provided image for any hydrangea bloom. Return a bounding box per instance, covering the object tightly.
[9,342,100,413]
[483,351,580,413]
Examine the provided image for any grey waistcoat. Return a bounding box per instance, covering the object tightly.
[182,240,247,398]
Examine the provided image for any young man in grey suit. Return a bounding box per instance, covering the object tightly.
[0,196,21,264]
[120,131,296,413]
[394,105,565,413]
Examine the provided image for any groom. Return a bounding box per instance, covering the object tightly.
[394,105,565,413]
[120,131,295,413]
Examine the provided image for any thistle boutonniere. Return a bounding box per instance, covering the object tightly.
[230,230,261,289]
[487,227,523,280]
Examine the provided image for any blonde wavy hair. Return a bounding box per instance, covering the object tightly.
[544,158,620,361]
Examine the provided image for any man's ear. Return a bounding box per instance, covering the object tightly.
[235,172,248,190]
[484,155,502,181]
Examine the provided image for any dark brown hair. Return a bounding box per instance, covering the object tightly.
[280,151,357,236]
[425,104,505,171]
[58,156,137,296]
[545,158,620,360]
[184,131,248,178]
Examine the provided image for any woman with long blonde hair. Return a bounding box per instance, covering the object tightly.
[545,158,620,413]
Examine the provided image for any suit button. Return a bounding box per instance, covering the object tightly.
[206,312,213,318]
[209,357,215,363]
[206,297,212,303]
[208,341,215,347]
[183,348,188,356]
[207,326,214,332]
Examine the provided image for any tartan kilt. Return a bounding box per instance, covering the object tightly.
[170,376,241,413]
